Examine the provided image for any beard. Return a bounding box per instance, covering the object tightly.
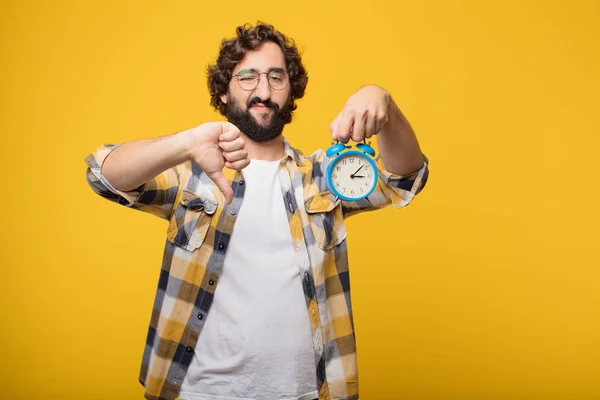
[224,95,291,143]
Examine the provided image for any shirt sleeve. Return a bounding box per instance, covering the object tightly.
[341,154,429,217]
[84,144,181,220]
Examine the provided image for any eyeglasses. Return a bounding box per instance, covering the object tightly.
[232,68,289,91]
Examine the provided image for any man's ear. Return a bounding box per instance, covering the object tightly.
[220,93,228,104]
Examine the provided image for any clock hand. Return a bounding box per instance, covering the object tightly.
[350,164,365,179]
[352,175,366,178]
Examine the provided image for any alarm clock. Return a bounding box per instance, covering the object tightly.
[325,140,379,201]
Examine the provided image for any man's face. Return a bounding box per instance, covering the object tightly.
[220,42,292,143]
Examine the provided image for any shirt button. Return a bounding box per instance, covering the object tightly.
[198,314,203,320]
[230,209,236,215]
[186,347,193,352]
[218,243,225,250]
[239,180,244,186]
[118,197,128,205]
[208,280,214,285]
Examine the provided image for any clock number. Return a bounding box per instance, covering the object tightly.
[336,166,341,172]
[349,157,355,163]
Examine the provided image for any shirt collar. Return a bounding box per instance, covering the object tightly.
[282,137,305,167]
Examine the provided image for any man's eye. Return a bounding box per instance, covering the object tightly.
[240,76,256,81]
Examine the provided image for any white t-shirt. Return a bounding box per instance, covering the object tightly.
[179,159,318,400]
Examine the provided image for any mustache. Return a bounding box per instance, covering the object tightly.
[247,97,280,112]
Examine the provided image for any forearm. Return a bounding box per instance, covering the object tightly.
[102,130,191,191]
[377,99,425,176]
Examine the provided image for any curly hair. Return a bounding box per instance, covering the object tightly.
[207,22,308,124]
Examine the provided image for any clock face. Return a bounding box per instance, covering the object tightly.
[328,152,377,200]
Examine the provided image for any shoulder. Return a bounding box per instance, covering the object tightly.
[294,148,331,193]
[305,147,326,163]
[295,147,330,176]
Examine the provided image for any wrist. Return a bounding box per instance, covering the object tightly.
[174,128,195,162]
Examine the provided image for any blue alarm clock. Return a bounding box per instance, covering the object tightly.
[325,140,379,201]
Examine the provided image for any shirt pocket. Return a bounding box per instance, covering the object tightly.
[305,191,347,251]
[167,189,218,251]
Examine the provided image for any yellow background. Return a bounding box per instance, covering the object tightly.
[1,0,599,398]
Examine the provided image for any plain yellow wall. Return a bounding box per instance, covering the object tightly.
[1,0,598,399]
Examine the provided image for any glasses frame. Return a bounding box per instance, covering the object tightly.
[232,68,290,91]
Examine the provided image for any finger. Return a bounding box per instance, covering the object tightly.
[219,137,245,152]
[364,110,377,138]
[337,110,355,143]
[373,117,384,136]
[329,114,341,141]
[219,123,242,141]
[377,107,389,132]
[370,121,380,137]
[206,170,233,204]
[225,159,250,171]
[223,149,249,163]
[351,110,368,142]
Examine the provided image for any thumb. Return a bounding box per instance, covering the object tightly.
[207,170,233,204]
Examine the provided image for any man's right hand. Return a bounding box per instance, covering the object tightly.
[186,122,250,204]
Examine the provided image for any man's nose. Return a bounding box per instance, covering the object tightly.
[253,74,272,101]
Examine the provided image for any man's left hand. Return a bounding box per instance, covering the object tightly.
[330,85,391,143]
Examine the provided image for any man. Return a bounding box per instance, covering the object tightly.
[85,22,429,400]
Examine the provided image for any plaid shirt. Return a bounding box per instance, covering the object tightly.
[84,138,429,400]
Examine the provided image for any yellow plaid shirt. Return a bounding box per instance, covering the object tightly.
[84,138,429,400]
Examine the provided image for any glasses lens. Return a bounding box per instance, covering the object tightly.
[237,71,259,90]
[268,71,288,90]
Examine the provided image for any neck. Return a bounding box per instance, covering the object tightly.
[242,134,285,161]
